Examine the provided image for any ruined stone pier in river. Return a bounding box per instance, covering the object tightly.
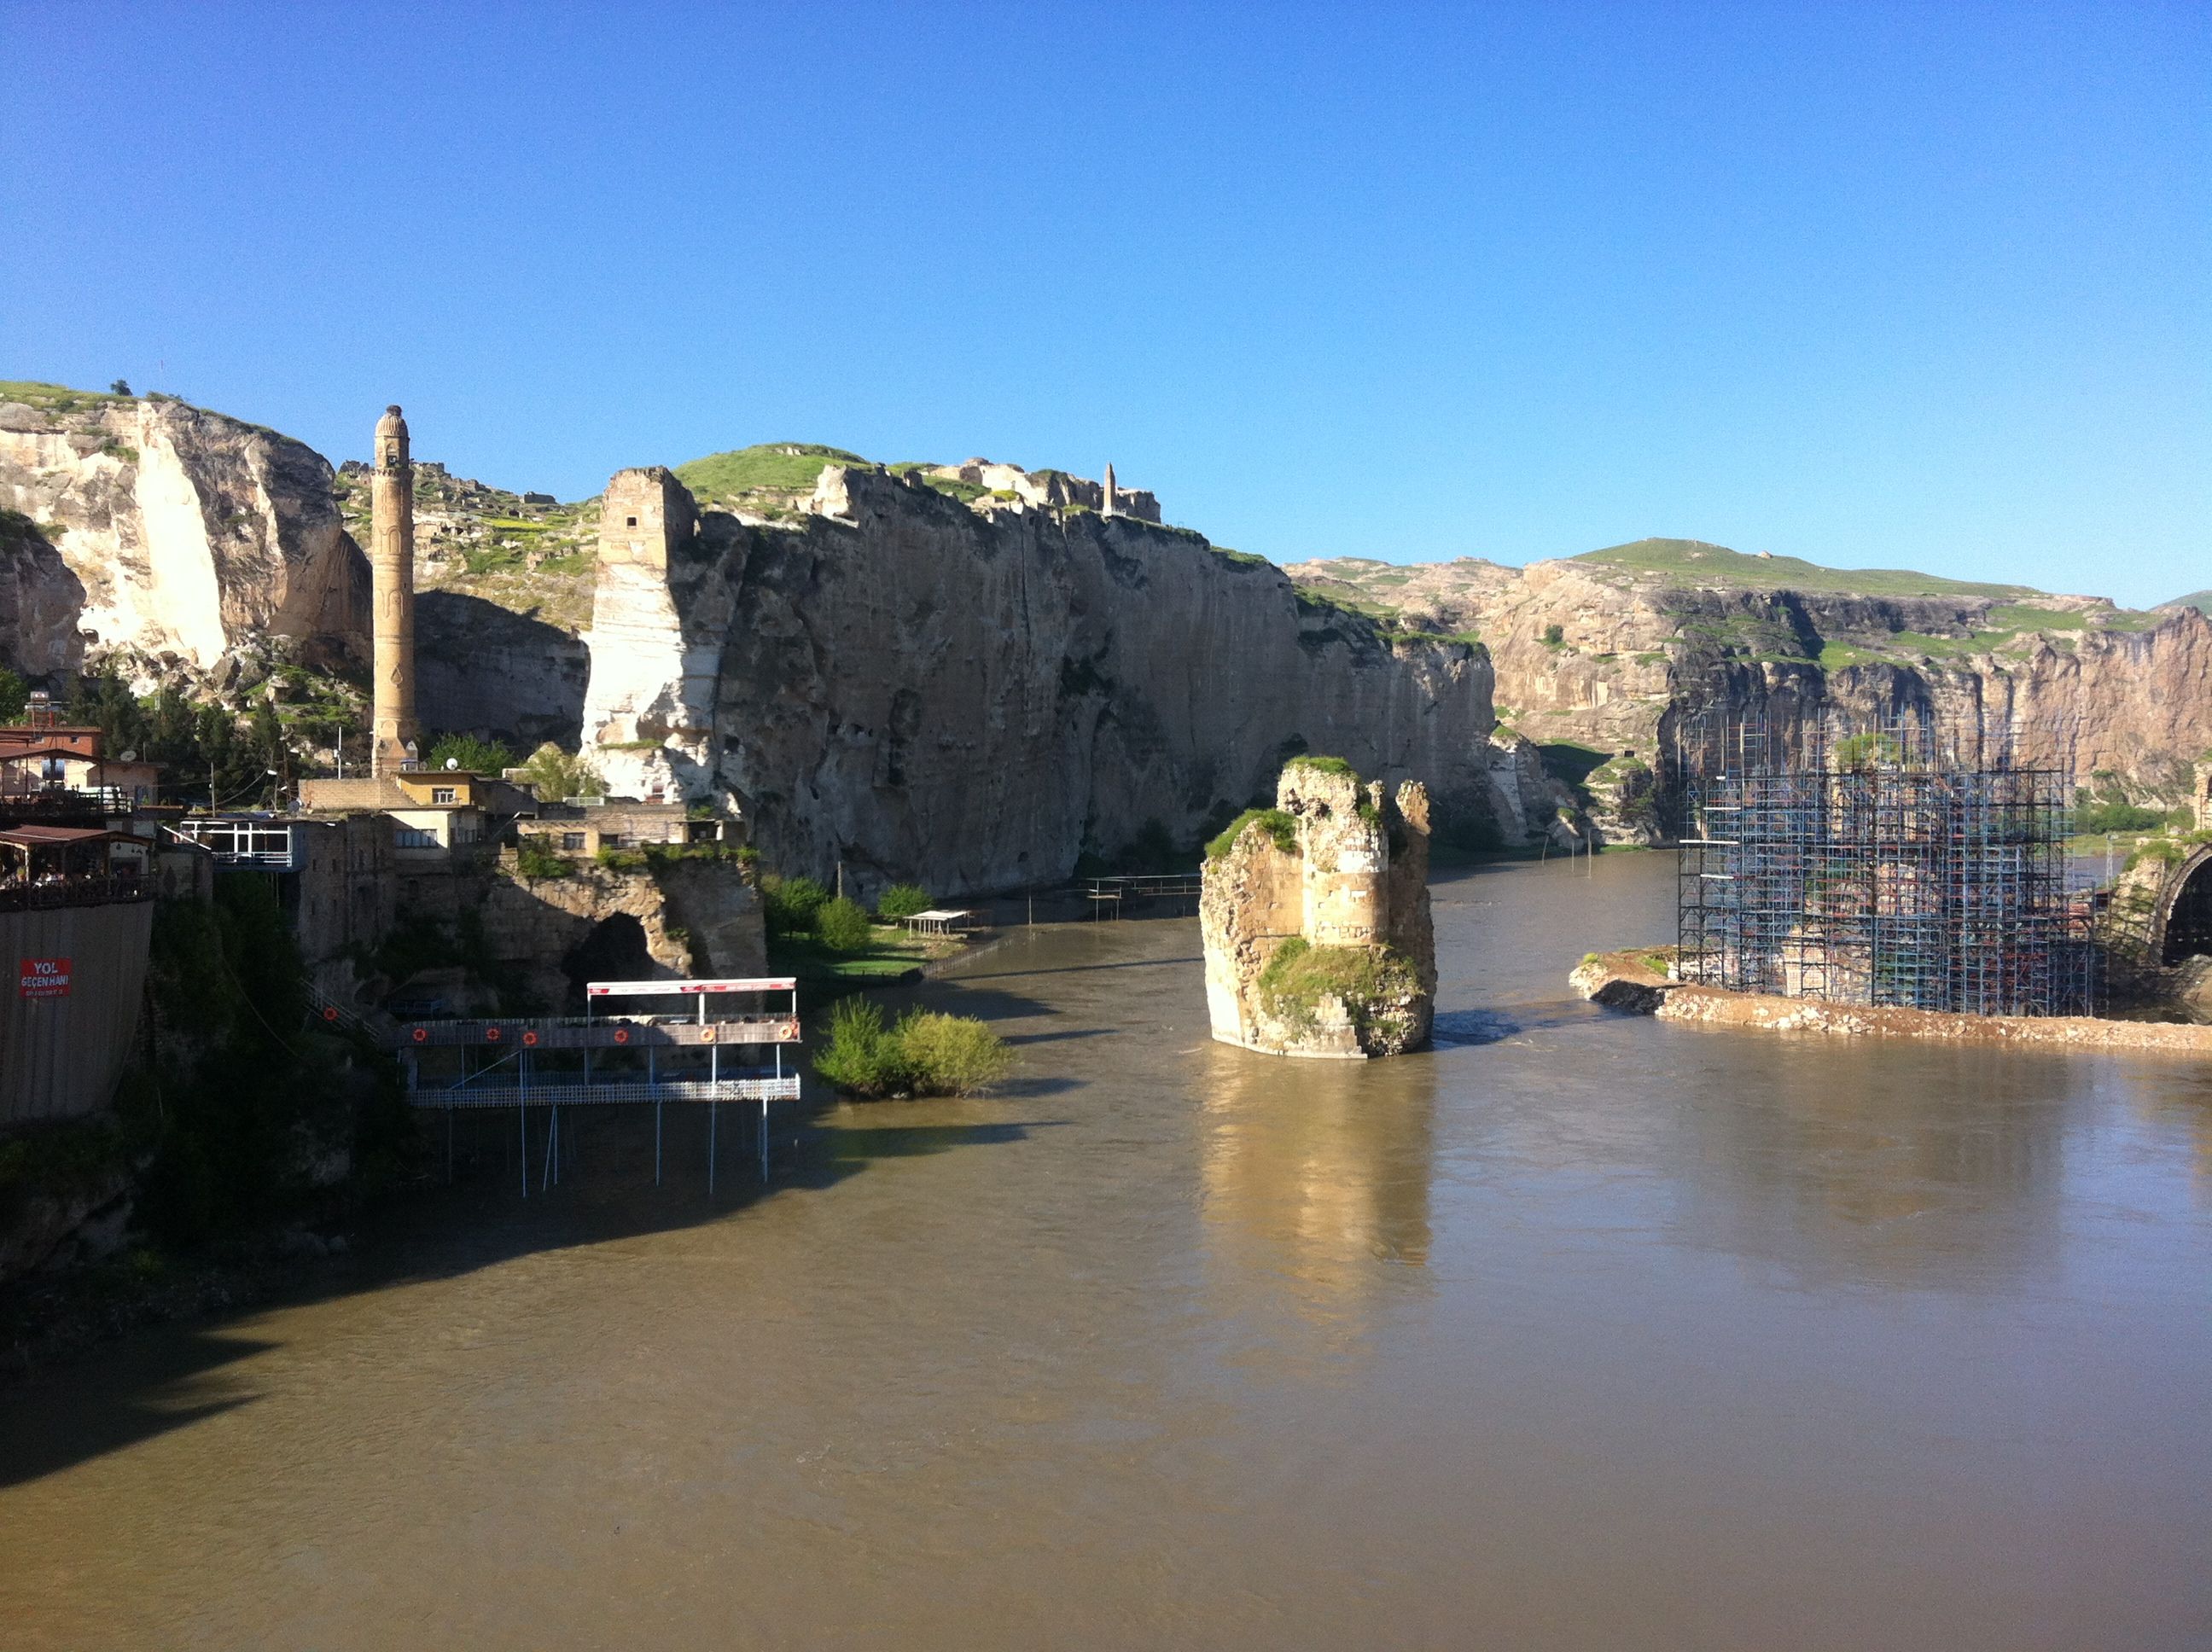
[1201,758,1435,1058]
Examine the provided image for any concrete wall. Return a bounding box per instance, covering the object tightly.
[0,899,154,1126]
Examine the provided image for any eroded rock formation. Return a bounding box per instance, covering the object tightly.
[1292,546,2212,841]
[0,391,366,677]
[1201,759,1435,1058]
[581,465,1499,893]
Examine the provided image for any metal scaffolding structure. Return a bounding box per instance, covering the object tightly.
[1674,709,2098,1017]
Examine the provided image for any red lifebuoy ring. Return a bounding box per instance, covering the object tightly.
[323,1005,339,1022]
[700,1026,717,1044]
[411,1027,428,1044]
[486,1027,503,1043]
[522,1030,539,1047]
[614,1027,630,1044]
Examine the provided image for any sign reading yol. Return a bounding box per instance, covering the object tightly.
[20,957,72,999]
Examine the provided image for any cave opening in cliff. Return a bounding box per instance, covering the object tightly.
[564,915,657,1006]
[2163,857,2212,967]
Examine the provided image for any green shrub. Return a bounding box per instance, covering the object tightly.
[876,882,934,919]
[814,895,873,951]
[895,1011,1014,1095]
[1283,753,1359,780]
[1206,807,1299,860]
[514,841,568,879]
[595,846,647,871]
[2127,838,2186,870]
[812,1000,1014,1098]
[516,742,604,801]
[428,731,514,775]
[1542,624,1565,646]
[760,873,828,937]
[812,998,911,1096]
[0,665,25,723]
[2076,800,2187,835]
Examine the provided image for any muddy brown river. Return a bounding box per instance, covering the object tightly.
[3,853,2209,1649]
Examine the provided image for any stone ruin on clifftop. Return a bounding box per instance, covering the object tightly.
[1201,759,1436,1059]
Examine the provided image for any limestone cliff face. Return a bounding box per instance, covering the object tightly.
[0,393,366,676]
[416,591,589,749]
[584,467,1496,894]
[0,510,85,676]
[1294,550,2212,839]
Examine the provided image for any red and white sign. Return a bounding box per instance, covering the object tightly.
[19,957,71,999]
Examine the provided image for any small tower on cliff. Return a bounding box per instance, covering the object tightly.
[582,467,709,802]
[2196,759,2212,832]
[1102,462,1118,517]
[598,467,697,574]
[370,404,419,776]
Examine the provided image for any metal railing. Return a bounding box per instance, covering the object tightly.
[400,1014,800,1049]
[405,1075,801,1110]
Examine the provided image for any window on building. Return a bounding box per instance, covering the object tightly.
[562,832,585,851]
[394,827,437,849]
[431,786,457,804]
[626,516,637,527]
[604,832,630,848]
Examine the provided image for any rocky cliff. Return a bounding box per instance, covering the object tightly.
[581,466,1498,894]
[0,384,366,679]
[1293,539,2212,839]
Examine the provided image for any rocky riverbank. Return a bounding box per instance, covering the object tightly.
[1571,946,2212,1053]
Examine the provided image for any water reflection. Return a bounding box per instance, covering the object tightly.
[1194,1040,1436,1351]
[1674,1038,2069,1289]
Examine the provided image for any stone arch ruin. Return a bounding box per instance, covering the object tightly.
[2157,843,2212,968]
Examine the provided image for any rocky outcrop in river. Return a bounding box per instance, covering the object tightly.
[1201,759,1435,1058]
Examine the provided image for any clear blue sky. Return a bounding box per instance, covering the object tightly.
[6,3,2206,605]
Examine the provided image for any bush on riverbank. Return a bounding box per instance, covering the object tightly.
[876,882,933,920]
[760,873,828,937]
[812,998,1014,1097]
[814,895,873,951]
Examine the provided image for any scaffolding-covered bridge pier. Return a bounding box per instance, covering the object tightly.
[1674,712,2098,1018]
[400,976,803,1194]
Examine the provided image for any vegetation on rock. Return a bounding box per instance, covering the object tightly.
[1207,807,1299,861]
[676,444,870,499]
[1572,538,2035,599]
[513,841,569,879]
[1255,937,1423,1044]
[427,732,513,775]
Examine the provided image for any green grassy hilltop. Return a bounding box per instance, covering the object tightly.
[1571,538,2038,600]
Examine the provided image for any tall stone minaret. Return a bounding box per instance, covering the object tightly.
[1103,462,1118,517]
[370,404,419,776]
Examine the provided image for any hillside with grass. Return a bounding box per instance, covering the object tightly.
[1570,538,2039,599]
[334,460,600,634]
[2164,590,2212,616]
